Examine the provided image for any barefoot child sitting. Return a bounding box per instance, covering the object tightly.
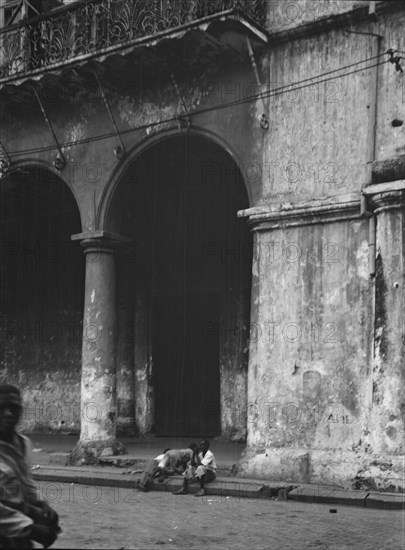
[172,439,217,497]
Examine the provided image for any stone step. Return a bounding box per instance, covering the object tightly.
[31,467,404,509]
[97,455,236,477]
[32,468,296,500]
[288,486,369,507]
[45,452,70,466]
[146,477,297,500]
[365,492,405,509]
[289,485,405,509]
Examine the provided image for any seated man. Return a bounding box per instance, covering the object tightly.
[138,448,171,492]
[173,439,217,497]
[155,443,199,482]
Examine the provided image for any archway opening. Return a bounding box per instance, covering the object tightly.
[108,135,252,439]
[0,167,84,432]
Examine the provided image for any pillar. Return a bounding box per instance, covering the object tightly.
[69,232,126,463]
[116,303,137,436]
[134,288,154,435]
[365,189,405,490]
[116,245,137,437]
[237,197,382,488]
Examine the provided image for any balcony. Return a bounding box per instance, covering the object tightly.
[0,0,267,88]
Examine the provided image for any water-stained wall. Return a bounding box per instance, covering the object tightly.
[239,2,405,489]
[0,1,403,487]
[1,50,258,437]
[0,169,84,432]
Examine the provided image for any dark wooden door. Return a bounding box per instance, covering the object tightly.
[153,293,220,437]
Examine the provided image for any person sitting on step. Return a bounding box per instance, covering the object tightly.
[172,439,217,497]
[155,443,199,483]
[138,448,171,492]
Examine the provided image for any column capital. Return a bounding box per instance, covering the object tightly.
[362,180,405,214]
[369,191,404,214]
[71,231,130,254]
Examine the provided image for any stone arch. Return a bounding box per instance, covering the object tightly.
[0,161,85,433]
[5,159,83,228]
[101,128,252,440]
[98,126,252,231]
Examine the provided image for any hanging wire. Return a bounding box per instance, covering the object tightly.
[199,59,389,114]
[3,53,393,159]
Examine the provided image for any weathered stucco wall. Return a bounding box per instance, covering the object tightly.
[263,28,376,202]
[240,218,380,485]
[1,61,264,228]
[0,170,84,432]
[0,315,82,433]
[364,199,404,491]
[1,4,402,212]
[238,2,404,489]
[1,59,259,437]
[375,8,405,162]
[0,0,403,485]
[266,1,372,34]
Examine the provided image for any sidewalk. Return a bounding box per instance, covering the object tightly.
[28,434,405,510]
[29,433,244,462]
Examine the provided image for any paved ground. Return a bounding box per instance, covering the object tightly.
[39,483,404,550]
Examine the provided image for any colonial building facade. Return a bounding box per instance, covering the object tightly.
[0,0,404,491]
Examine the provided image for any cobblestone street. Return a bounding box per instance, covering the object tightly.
[41,483,404,550]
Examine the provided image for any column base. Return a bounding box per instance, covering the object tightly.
[69,438,126,465]
[221,426,247,443]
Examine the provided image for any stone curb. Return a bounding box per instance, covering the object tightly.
[150,477,296,501]
[31,468,405,509]
[366,492,405,510]
[288,487,405,509]
[288,487,369,507]
[32,468,295,501]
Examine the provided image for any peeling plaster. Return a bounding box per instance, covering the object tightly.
[356,240,369,280]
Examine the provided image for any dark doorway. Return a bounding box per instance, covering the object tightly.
[109,134,252,439]
[153,292,220,437]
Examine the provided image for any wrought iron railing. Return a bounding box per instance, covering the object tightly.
[0,0,266,82]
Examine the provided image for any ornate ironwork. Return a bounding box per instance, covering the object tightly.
[0,0,266,82]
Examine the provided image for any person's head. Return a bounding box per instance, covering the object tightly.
[189,443,199,453]
[0,384,22,440]
[163,448,171,454]
[199,440,210,454]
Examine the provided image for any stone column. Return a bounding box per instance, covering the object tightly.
[366,189,404,489]
[69,231,125,463]
[116,303,137,436]
[134,289,154,435]
[238,197,375,487]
